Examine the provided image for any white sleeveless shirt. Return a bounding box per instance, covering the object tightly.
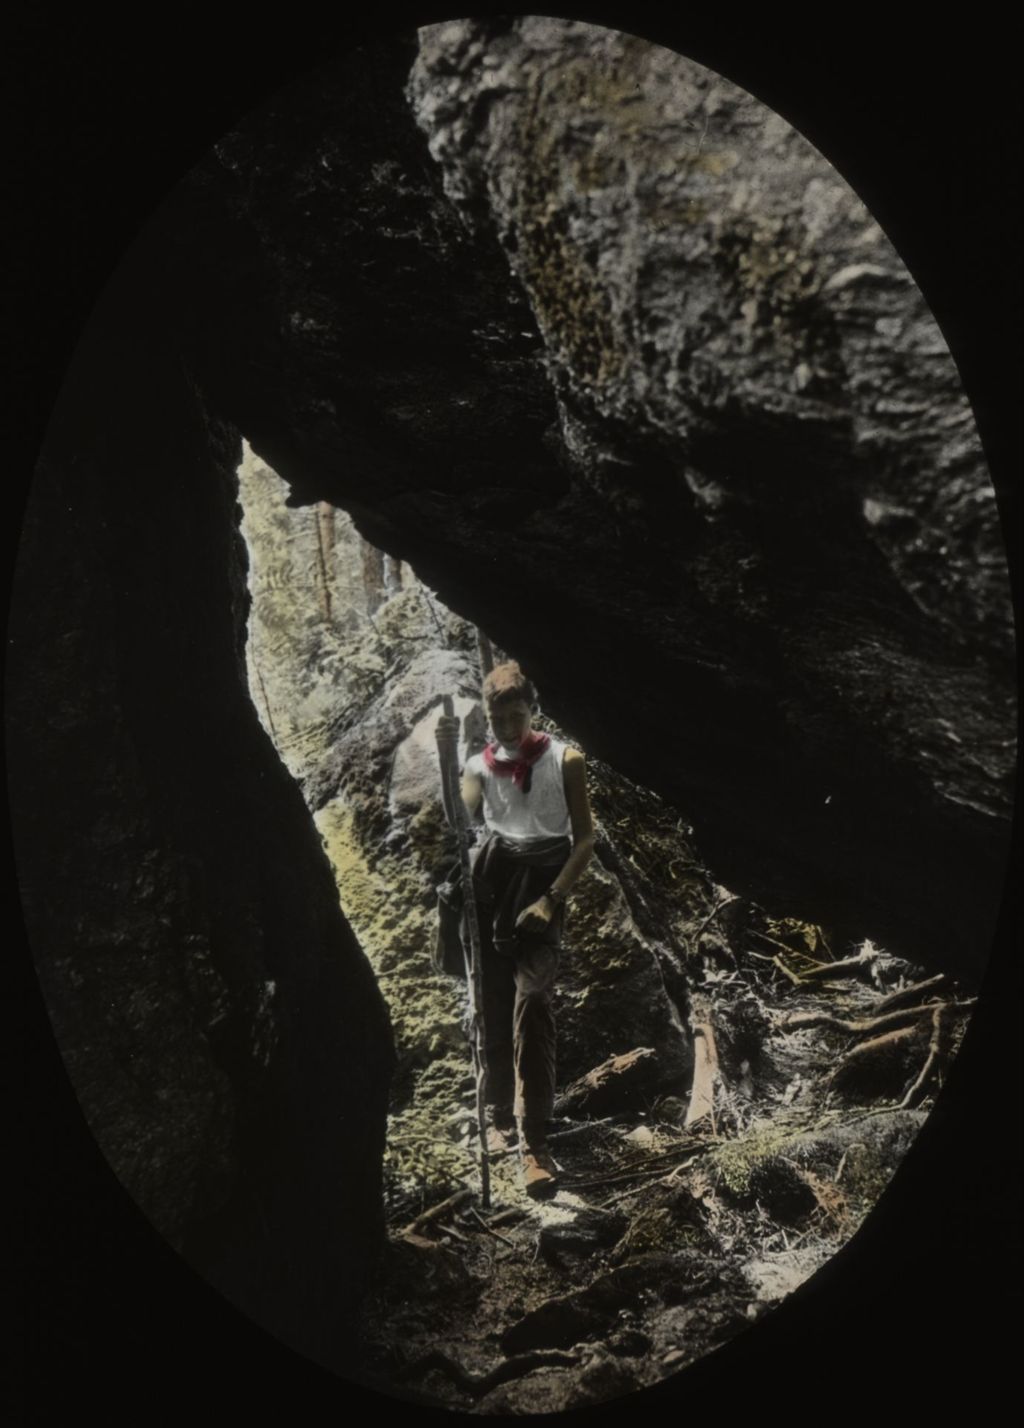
[465,737,571,844]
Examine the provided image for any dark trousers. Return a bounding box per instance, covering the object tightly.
[481,929,560,1138]
[467,834,569,1144]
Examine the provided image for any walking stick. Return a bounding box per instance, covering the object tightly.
[435,696,491,1209]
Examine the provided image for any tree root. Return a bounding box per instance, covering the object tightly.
[825,1002,955,1106]
[900,1005,951,1109]
[783,1004,938,1038]
[753,936,881,987]
[783,999,974,1041]
[828,1023,927,1100]
[874,974,949,1013]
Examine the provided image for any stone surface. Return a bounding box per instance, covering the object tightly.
[501,1296,608,1355]
[9,255,394,1364]
[122,22,1016,981]
[406,20,1015,978]
[538,1206,628,1262]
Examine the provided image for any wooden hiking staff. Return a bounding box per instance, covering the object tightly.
[436,695,491,1208]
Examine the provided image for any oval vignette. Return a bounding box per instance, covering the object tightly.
[14,8,1016,1416]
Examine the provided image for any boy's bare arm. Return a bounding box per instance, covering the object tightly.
[550,750,595,896]
[515,748,595,932]
[460,769,483,822]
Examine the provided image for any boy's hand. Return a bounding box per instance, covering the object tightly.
[436,713,461,740]
[515,898,554,934]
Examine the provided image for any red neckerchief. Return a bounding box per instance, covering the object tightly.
[483,732,551,792]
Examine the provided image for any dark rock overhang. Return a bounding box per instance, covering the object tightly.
[101,25,1015,983]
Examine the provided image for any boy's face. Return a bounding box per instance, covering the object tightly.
[488,697,533,751]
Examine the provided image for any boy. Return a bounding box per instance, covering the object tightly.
[439,662,595,1197]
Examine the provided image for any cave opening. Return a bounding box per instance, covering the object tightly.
[235,438,977,1410]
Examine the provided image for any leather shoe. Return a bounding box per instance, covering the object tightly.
[523,1145,559,1198]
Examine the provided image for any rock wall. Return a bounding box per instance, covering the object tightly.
[8,249,393,1364]
[137,24,1013,982]
[411,20,1010,654]
[406,19,1015,976]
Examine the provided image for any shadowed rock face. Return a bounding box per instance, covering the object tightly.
[136,22,1011,981]
[8,242,394,1364]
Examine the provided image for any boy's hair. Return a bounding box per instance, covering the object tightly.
[483,661,537,709]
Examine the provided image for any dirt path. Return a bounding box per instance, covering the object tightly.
[354,942,966,1413]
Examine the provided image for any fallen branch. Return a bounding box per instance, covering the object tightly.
[599,1147,714,1208]
[796,948,880,982]
[834,1144,866,1184]
[752,927,824,961]
[694,893,739,942]
[399,1231,445,1252]
[470,1205,517,1249]
[598,1175,657,1208]
[401,1187,473,1238]
[564,1163,681,1192]
[486,1206,527,1228]
[755,935,880,986]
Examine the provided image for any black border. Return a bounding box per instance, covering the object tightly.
[9,8,1020,1421]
